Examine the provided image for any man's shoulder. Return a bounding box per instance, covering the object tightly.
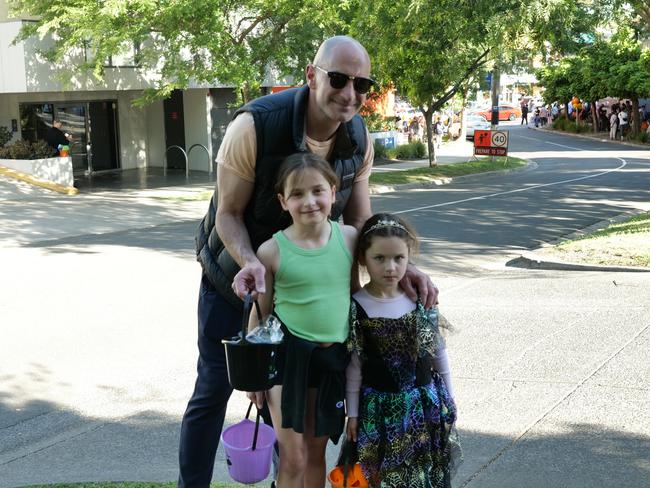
[240,86,304,115]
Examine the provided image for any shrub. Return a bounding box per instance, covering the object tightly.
[0,139,58,160]
[7,140,32,159]
[373,139,388,159]
[633,132,649,144]
[392,141,426,159]
[553,118,570,131]
[0,126,12,147]
[31,139,57,158]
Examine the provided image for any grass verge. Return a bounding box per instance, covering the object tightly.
[538,212,650,267]
[369,157,526,186]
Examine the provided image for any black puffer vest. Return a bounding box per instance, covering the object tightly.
[195,85,367,310]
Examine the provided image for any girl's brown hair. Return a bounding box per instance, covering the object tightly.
[356,213,419,261]
[274,152,339,195]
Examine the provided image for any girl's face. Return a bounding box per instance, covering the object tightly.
[361,235,409,292]
[278,168,335,226]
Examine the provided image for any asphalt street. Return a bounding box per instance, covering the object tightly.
[1,125,649,487]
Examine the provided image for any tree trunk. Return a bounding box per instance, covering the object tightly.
[591,101,599,133]
[459,88,469,140]
[564,102,570,120]
[424,108,437,167]
[632,97,640,136]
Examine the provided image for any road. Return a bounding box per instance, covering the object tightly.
[1,125,649,487]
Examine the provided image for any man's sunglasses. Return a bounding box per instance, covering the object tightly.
[314,65,375,94]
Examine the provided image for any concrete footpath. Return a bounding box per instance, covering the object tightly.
[1,138,649,487]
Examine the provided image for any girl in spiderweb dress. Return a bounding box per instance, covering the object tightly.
[345,213,462,488]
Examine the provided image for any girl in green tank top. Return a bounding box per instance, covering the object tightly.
[247,153,357,488]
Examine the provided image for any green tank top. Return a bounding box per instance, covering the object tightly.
[273,221,352,343]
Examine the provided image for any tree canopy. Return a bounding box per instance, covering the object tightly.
[10,0,342,104]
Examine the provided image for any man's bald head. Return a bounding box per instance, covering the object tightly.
[312,36,370,70]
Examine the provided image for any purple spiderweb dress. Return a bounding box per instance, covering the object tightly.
[348,301,462,488]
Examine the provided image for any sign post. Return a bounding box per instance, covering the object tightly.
[473,129,509,162]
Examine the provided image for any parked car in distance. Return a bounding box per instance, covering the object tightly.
[474,104,522,122]
[466,114,491,140]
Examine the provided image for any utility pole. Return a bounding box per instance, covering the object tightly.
[490,62,500,162]
[490,64,500,128]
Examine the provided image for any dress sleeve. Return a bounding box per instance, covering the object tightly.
[345,352,362,417]
[416,303,446,359]
[346,300,364,358]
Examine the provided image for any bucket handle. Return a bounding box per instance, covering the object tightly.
[241,293,263,341]
[245,401,263,451]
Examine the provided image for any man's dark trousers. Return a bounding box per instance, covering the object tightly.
[178,275,242,487]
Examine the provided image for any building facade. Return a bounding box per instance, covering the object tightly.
[0,1,252,177]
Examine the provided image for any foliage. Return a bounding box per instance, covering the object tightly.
[538,25,650,134]
[0,126,12,147]
[552,116,592,133]
[363,112,396,133]
[632,131,649,144]
[537,61,574,107]
[373,139,388,159]
[9,0,343,105]
[387,141,426,160]
[345,0,567,165]
[0,139,57,159]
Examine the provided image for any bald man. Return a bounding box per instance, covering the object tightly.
[180,35,436,488]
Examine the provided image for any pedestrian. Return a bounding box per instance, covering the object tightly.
[346,213,462,487]
[618,106,629,140]
[533,107,540,127]
[179,35,438,488]
[434,118,444,149]
[609,109,619,141]
[539,105,548,127]
[551,103,559,121]
[245,152,357,488]
[45,119,72,151]
[521,104,529,125]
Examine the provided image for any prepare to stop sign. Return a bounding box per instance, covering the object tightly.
[474,129,509,156]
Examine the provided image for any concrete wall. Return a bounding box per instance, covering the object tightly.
[145,100,165,168]
[0,0,10,21]
[0,90,150,170]
[209,88,238,164]
[0,156,74,187]
[0,22,27,94]
[183,89,213,173]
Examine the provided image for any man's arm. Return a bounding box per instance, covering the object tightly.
[342,178,372,230]
[215,165,266,298]
[343,179,372,293]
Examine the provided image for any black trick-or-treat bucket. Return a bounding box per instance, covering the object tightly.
[222,294,281,392]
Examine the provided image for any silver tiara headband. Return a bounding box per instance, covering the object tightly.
[363,219,409,236]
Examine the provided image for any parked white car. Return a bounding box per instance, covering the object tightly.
[466,114,491,140]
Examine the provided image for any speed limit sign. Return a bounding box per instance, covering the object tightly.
[491,131,508,147]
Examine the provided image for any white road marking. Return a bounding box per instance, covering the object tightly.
[393,134,629,215]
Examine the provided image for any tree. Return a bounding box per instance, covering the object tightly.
[9,0,342,104]
[347,0,534,166]
[537,60,576,118]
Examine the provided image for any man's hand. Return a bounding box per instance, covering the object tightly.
[232,260,266,299]
[346,417,358,442]
[400,263,439,308]
[246,391,266,409]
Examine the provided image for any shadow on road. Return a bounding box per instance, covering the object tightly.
[2,394,649,488]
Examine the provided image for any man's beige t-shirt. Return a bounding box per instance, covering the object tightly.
[216,112,373,182]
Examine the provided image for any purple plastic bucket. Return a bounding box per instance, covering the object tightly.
[221,415,276,484]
